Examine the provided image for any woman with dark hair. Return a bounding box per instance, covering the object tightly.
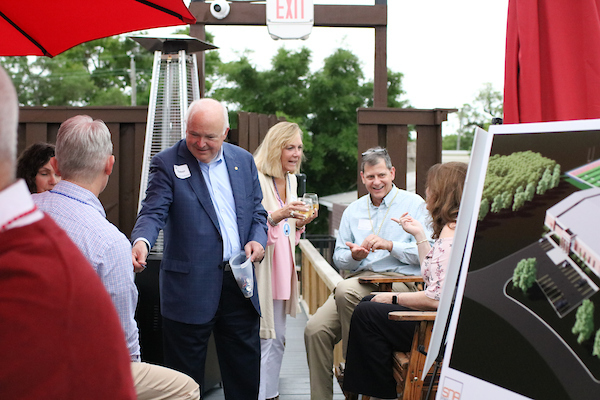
[342,161,468,399]
[16,142,60,193]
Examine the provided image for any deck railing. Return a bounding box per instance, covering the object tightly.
[298,238,346,365]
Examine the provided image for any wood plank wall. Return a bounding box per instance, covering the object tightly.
[17,107,283,237]
[18,107,148,237]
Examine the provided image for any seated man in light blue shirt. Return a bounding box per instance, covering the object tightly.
[304,147,432,400]
[33,115,199,400]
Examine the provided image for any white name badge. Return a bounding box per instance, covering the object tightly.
[174,164,191,179]
[358,218,371,230]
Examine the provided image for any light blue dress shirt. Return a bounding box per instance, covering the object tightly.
[198,146,241,262]
[333,185,432,276]
[33,181,140,361]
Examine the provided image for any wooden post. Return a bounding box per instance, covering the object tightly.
[188,1,388,105]
[357,108,456,198]
[189,22,206,97]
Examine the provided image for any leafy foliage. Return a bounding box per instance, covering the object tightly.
[593,329,600,358]
[214,47,311,118]
[478,151,560,220]
[573,299,595,344]
[212,46,409,197]
[2,37,149,106]
[512,258,537,294]
[443,83,503,151]
[0,30,221,106]
[303,49,372,196]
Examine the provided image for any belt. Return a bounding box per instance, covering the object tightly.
[219,261,231,271]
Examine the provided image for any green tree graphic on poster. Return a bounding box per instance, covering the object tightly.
[573,300,595,344]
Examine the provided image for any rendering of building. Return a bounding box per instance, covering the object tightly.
[545,188,600,275]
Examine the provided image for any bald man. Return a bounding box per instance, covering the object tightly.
[132,98,268,399]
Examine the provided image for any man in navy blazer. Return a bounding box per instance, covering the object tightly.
[131,98,268,399]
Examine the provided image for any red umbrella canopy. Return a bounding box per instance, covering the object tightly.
[0,0,196,57]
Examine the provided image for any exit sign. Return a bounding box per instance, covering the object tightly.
[266,0,314,40]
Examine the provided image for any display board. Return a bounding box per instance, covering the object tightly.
[438,119,600,400]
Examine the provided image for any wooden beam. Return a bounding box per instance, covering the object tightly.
[189,3,386,27]
[357,108,457,126]
[189,2,388,105]
[19,106,149,123]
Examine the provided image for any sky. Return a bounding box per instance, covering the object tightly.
[148,0,510,134]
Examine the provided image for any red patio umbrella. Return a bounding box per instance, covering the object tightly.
[0,0,196,57]
[503,0,600,123]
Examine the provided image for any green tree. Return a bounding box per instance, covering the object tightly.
[551,164,561,188]
[363,69,410,109]
[1,36,150,106]
[491,194,503,213]
[443,83,503,151]
[303,48,374,196]
[525,182,536,202]
[593,329,600,358]
[536,168,551,195]
[478,198,490,221]
[214,47,311,118]
[513,258,537,294]
[478,151,558,221]
[573,299,595,344]
[0,31,221,106]
[213,46,409,197]
[512,191,526,212]
[501,191,513,209]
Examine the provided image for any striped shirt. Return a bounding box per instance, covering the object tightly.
[33,180,140,361]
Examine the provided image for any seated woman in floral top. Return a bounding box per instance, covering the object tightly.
[343,162,468,399]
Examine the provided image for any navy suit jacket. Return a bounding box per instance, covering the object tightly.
[132,140,268,325]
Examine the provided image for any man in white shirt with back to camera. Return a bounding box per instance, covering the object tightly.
[33,114,200,400]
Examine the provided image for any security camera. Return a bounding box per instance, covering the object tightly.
[210,1,230,20]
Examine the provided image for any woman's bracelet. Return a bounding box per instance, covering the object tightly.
[416,239,428,245]
[267,214,279,227]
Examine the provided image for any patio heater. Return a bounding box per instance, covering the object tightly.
[131,35,217,254]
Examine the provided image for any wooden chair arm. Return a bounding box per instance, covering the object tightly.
[358,275,424,284]
[388,311,437,321]
[359,275,424,292]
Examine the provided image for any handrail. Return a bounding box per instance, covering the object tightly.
[298,238,343,316]
[298,238,345,365]
[299,239,343,290]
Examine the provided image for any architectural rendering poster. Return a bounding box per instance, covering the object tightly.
[438,119,600,400]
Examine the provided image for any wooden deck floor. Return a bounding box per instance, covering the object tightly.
[204,309,345,400]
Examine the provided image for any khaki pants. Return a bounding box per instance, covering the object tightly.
[303,271,415,400]
[131,361,200,400]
